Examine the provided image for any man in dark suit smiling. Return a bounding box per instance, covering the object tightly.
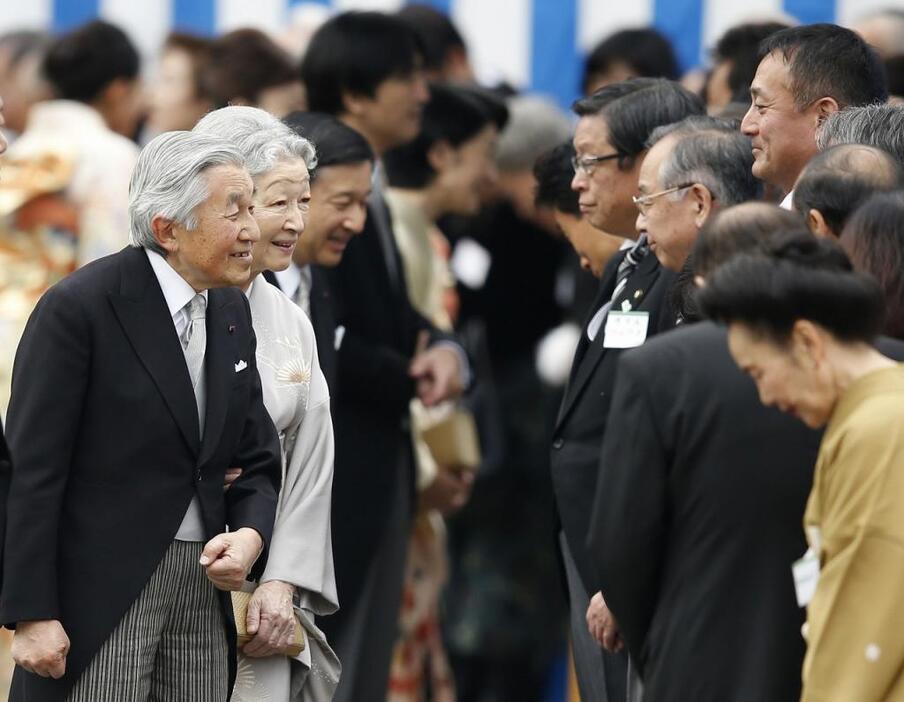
[0,130,281,701]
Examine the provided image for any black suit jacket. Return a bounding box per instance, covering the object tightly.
[588,321,821,702]
[264,266,338,393]
[0,247,281,700]
[320,204,456,635]
[550,248,675,594]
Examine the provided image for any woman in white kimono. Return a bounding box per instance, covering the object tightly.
[194,106,339,700]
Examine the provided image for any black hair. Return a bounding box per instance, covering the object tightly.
[396,4,466,73]
[382,82,492,188]
[533,142,579,216]
[758,23,888,109]
[699,231,885,344]
[42,20,139,103]
[200,29,296,108]
[573,78,705,169]
[583,28,679,93]
[840,192,904,339]
[793,144,903,236]
[300,11,422,116]
[884,55,904,97]
[711,21,789,103]
[283,111,374,175]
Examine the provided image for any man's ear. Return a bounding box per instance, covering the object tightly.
[813,96,840,127]
[151,215,179,254]
[689,183,714,228]
[341,90,369,118]
[427,140,454,174]
[807,208,835,238]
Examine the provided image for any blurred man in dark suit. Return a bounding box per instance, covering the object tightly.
[300,13,468,701]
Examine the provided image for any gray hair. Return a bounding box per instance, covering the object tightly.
[129,130,246,254]
[816,104,904,165]
[193,105,317,177]
[496,95,572,172]
[646,115,739,149]
[659,129,761,206]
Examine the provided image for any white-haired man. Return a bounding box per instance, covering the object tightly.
[0,130,281,701]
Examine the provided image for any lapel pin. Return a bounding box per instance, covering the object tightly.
[634,289,643,299]
[228,324,236,334]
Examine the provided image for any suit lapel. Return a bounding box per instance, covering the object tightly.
[198,291,243,467]
[109,248,201,455]
[555,253,662,431]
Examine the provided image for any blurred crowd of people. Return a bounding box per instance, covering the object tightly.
[1,4,904,702]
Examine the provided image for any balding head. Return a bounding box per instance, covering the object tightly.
[793,143,903,238]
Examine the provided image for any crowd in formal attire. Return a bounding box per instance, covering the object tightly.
[2,5,904,702]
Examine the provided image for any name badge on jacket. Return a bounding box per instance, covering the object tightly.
[792,547,821,607]
[603,311,649,349]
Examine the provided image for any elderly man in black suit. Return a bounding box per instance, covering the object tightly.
[589,204,819,702]
[0,130,281,701]
[553,78,703,702]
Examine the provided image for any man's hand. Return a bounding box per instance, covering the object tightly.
[12,619,70,679]
[200,527,263,590]
[223,467,243,492]
[587,591,624,653]
[243,580,297,658]
[420,466,474,516]
[409,333,464,407]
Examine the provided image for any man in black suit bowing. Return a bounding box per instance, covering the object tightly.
[550,79,704,702]
[300,13,468,702]
[588,205,819,701]
[0,131,281,701]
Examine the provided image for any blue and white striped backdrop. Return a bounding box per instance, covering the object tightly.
[0,0,897,109]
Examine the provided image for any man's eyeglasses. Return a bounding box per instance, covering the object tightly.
[572,152,620,175]
[632,184,693,215]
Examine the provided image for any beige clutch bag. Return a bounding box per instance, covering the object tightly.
[420,408,481,471]
[231,590,305,657]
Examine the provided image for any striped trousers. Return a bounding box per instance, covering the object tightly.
[67,540,229,702]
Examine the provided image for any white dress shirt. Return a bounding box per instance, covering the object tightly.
[274,264,312,317]
[146,249,208,541]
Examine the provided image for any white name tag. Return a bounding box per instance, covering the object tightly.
[792,547,821,607]
[603,311,649,349]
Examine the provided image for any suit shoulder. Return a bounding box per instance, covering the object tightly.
[622,321,726,370]
[44,248,128,301]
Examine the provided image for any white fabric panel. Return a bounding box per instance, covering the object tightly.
[453,0,532,88]
[577,0,654,52]
[217,0,287,33]
[101,0,172,62]
[836,0,902,26]
[333,0,405,11]
[701,0,786,59]
[0,0,51,33]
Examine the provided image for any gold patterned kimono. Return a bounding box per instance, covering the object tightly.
[802,364,904,701]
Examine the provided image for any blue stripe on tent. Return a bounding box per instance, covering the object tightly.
[409,0,453,13]
[531,0,580,110]
[173,0,216,36]
[52,0,99,32]
[654,0,704,71]
[783,0,836,25]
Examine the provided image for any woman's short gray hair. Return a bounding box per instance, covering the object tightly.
[193,105,317,176]
[129,130,246,255]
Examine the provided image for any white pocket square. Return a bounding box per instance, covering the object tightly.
[234,360,248,373]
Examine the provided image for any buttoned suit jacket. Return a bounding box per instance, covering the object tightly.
[0,246,281,701]
[588,321,824,701]
[550,248,675,595]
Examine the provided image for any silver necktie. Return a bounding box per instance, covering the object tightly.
[183,293,207,437]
